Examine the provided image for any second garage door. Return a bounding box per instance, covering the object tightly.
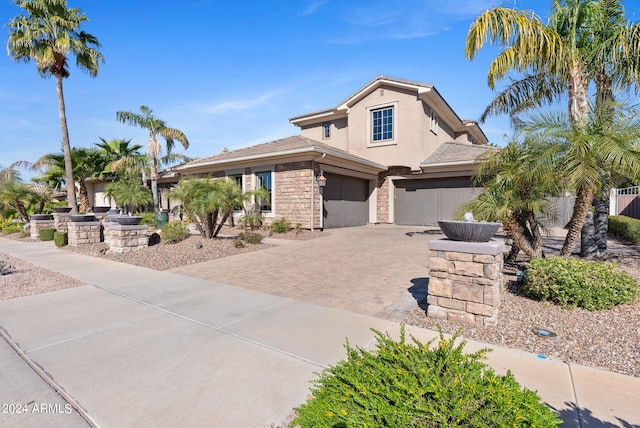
[395,177,480,226]
[323,173,369,228]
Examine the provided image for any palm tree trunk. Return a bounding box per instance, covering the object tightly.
[561,186,594,256]
[593,190,609,256]
[503,217,537,259]
[78,182,89,213]
[568,60,589,128]
[149,157,159,212]
[56,75,78,213]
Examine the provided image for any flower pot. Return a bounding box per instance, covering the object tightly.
[31,214,54,220]
[112,216,143,225]
[52,207,72,213]
[90,206,111,213]
[69,214,98,222]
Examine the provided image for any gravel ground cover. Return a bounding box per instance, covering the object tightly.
[1,228,638,377]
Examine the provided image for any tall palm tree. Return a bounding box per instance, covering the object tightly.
[116,106,189,211]
[7,0,104,213]
[34,147,108,212]
[466,0,640,255]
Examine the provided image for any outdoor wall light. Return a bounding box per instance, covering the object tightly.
[317,170,327,187]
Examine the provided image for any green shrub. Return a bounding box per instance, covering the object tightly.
[608,215,640,245]
[0,216,20,233]
[1,223,24,235]
[39,228,56,241]
[239,211,262,230]
[161,221,190,243]
[140,212,156,227]
[238,232,262,244]
[54,232,68,247]
[291,327,560,428]
[270,217,290,233]
[234,239,246,248]
[523,257,638,311]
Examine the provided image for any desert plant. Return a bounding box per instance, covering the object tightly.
[523,257,638,311]
[1,223,24,235]
[608,215,640,245]
[0,258,15,275]
[140,212,156,227]
[234,239,245,248]
[238,232,262,244]
[270,217,290,233]
[161,221,190,243]
[291,327,561,427]
[39,228,55,241]
[53,231,68,247]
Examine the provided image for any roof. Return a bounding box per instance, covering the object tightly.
[420,141,499,168]
[171,135,386,173]
[288,75,488,145]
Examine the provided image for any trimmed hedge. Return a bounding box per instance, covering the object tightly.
[608,215,640,245]
[54,232,68,247]
[523,257,638,311]
[39,228,56,241]
[291,327,561,427]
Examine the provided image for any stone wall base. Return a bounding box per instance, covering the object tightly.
[30,220,56,240]
[427,239,504,326]
[67,221,102,246]
[109,224,149,253]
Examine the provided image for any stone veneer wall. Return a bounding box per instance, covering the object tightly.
[427,239,504,326]
[376,167,412,224]
[108,224,149,253]
[274,161,321,230]
[67,221,102,246]
[30,220,55,240]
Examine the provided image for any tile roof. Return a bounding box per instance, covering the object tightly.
[174,135,383,169]
[421,141,499,167]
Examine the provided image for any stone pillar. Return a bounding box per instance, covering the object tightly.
[108,224,149,253]
[67,221,102,246]
[427,239,504,326]
[30,220,56,240]
[54,213,71,232]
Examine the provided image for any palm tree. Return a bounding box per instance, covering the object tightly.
[116,106,189,211]
[95,137,146,181]
[466,0,640,255]
[7,0,104,213]
[0,165,50,222]
[523,102,640,256]
[103,179,153,215]
[34,147,108,212]
[463,137,561,262]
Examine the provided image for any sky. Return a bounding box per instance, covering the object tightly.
[3,0,640,182]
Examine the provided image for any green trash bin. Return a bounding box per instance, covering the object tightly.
[155,210,169,228]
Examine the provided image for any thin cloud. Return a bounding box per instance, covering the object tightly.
[302,0,329,16]
[199,92,279,115]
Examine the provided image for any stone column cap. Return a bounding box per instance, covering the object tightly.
[428,238,504,256]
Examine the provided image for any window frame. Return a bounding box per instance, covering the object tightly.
[322,122,331,139]
[254,170,274,215]
[366,102,397,147]
[430,108,439,134]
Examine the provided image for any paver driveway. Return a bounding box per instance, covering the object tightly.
[170,224,442,321]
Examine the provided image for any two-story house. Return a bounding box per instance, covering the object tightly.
[160,76,496,229]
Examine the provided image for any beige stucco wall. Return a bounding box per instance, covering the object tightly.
[300,117,349,152]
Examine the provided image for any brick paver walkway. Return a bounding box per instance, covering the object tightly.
[169,224,441,321]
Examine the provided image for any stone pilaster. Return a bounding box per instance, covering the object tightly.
[67,221,102,246]
[108,224,149,253]
[54,214,71,232]
[427,239,504,326]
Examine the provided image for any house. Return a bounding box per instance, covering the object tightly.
[157,76,497,228]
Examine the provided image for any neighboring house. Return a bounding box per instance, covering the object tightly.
[102,76,497,228]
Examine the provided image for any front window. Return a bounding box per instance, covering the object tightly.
[372,107,393,142]
[430,108,439,134]
[322,122,331,139]
[255,171,272,212]
[228,174,243,211]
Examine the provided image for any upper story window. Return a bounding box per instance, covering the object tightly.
[372,107,393,142]
[322,122,331,139]
[430,108,439,134]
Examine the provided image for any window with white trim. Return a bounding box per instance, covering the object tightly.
[322,122,331,139]
[372,106,393,142]
[228,174,243,212]
[255,171,272,212]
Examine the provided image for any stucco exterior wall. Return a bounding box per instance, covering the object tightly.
[300,118,349,152]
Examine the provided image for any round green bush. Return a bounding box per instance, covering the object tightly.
[53,232,68,247]
[39,228,56,241]
[291,327,561,428]
[270,217,290,233]
[238,232,262,244]
[522,257,638,311]
[161,221,190,243]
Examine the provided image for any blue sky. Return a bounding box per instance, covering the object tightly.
[3,0,640,181]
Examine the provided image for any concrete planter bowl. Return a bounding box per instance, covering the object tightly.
[52,207,72,213]
[69,214,98,222]
[31,214,54,220]
[111,216,143,225]
[437,220,500,242]
[91,206,111,213]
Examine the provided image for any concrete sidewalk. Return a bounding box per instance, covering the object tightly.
[0,237,638,427]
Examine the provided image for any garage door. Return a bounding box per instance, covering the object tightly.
[395,177,479,226]
[323,173,369,228]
